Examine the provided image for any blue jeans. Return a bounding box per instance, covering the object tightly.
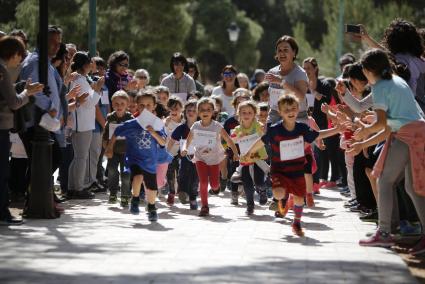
[178,157,198,201]
[107,153,130,197]
[0,130,11,219]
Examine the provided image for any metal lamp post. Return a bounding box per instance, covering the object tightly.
[227,22,240,64]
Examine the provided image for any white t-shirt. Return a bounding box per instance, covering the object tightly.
[212,86,235,116]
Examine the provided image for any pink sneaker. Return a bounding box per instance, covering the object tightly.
[313,183,321,194]
[409,236,425,256]
[359,230,395,247]
[321,181,337,188]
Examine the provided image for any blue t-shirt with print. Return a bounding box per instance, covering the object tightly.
[157,145,173,164]
[372,75,423,131]
[114,119,166,174]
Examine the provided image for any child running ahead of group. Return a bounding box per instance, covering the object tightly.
[102,90,133,206]
[244,94,340,236]
[231,100,268,215]
[181,97,239,217]
[105,90,167,222]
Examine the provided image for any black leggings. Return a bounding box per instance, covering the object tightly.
[324,135,347,185]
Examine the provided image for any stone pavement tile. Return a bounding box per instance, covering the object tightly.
[0,188,418,283]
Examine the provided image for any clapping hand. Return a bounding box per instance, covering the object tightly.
[25,78,44,96]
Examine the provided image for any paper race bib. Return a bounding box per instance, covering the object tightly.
[269,87,284,108]
[100,90,110,105]
[171,93,188,103]
[279,136,304,161]
[192,129,217,148]
[136,109,165,131]
[237,133,260,156]
[109,123,125,140]
[179,139,195,155]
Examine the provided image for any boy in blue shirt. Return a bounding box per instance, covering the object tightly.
[105,91,166,221]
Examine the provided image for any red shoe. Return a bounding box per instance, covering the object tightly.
[359,230,395,247]
[409,236,425,256]
[321,181,337,188]
[306,193,315,208]
[292,222,305,237]
[167,193,175,206]
[318,181,328,188]
[313,183,321,194]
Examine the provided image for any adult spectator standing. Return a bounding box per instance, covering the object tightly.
[211,65,240,116]
[265,36,308,124]
[303,57,331,189]
[20,25,64,203]
[161,52,196,102]
[134,68,150,91]
[0,36,43,225]
[67,52,102,199]
[105,50,138,104]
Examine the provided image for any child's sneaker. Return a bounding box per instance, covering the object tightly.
[147,210,158,222]
[400,220,422,236]
[313,183,321,194]
[130,198,140,214]
[292,222,305,237]
[259,190,268,205]
[275,199,289,218]
[306,193,315,208]
[359,230,395,247]
[199,206,209,217]
[231,191,238,205]
[167,193,175,206]
[178,191,188,204]
[409,236,425,256]
[190,200,198,210]
[246,205,254,216]
[120,196,129,207]
[108,194,118,204]
[209,188,220,195]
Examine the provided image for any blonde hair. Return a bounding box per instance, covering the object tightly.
[111,90,129,102]
[237,100,258,116]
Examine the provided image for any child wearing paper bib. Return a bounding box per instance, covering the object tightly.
[231,101,268,215]
[168,100,199,210]
[244,94,339,236]
[181,97,239,217]
[105,91,167,222]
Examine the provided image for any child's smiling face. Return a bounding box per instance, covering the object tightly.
[278,102,299,123]
[137,96,156,113]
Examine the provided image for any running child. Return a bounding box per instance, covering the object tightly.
[243,94,340,236]
[181,97,239,216]
[105,90,167,222]
[231,101,268,215]
[102,90,133,206]
[168,100,199,209]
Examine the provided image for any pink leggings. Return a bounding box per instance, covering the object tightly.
[195,161,220,206]
[156,163,169,189]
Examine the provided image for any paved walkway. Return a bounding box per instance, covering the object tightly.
[0,188,417,284]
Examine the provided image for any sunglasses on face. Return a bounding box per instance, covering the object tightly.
[118,62,129,68]
[223,71,235,78]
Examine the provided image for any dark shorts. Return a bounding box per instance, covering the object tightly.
[130,164,157,191]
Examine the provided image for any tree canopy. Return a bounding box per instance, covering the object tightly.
[0,0,424,83]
